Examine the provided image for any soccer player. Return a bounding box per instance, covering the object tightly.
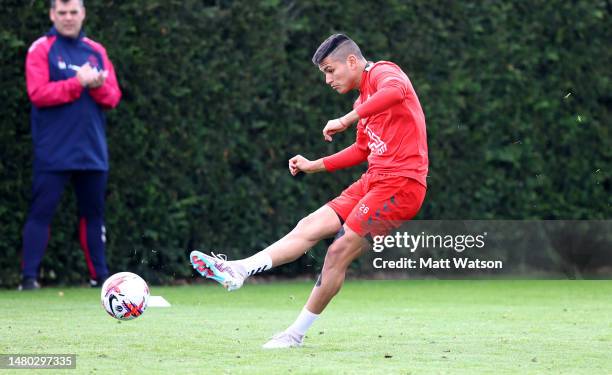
[191,34,428,348]
[20,0,121,290]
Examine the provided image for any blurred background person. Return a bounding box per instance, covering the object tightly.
[20,0,121,290]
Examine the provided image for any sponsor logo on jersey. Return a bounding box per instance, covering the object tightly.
[365,125,387,155]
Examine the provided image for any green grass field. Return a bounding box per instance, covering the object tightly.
[1,280,611,374]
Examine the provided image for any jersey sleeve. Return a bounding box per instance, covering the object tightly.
[354,65,408,119]
[323,127,370,172]
[87,43,122,109]
[26,38,84,108]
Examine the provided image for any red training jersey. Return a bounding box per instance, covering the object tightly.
[323,61,428,187]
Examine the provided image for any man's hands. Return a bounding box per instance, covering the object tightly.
[288,155,325,176]
[322,118,349,142]
[76,62,108,88]
[322,110,360,142]
[290,110,360,176]
[89,70,108,88]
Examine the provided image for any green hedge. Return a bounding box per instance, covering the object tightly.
[1,1,610,286]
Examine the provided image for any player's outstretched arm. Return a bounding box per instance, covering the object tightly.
[288,155,326,175]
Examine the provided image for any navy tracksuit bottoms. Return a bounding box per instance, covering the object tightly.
[21,171,109,281]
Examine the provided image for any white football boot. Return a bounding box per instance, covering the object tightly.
[190,251,245,291]
[262,330,304,349]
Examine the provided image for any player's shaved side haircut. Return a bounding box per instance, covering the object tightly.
[312,33,365,65]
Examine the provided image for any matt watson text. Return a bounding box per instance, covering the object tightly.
[373,257,503,270]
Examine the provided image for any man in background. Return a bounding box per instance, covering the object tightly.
[20,0,121,290]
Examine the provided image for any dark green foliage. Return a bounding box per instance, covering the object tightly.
[1,1,609,286]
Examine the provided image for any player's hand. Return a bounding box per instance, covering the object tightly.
[89,70,108,89]
[289,155,315,175]
[322,118,349,142]
[76,63,98,87]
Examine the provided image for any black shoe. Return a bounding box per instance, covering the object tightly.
[90,275,108,288]
[18,278,41,291]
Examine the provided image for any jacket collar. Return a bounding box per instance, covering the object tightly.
[47,26,85,42]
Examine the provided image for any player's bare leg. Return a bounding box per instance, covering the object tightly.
[263,205,341,266]
[190,205,341,289]
[305,225,367,313]
[263,225,367,348]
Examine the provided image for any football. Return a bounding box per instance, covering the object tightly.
[101,272,150,320]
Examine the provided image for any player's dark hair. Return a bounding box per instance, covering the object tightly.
[50,0,84,8]
[312,34,364,65]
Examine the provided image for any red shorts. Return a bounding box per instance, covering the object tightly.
[327,173,426,238]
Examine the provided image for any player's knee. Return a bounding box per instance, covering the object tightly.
[294,212,327,240]
[297,209,322,229]
[324,237,352,268]
[294,216,310,231]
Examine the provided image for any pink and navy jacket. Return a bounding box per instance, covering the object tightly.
[26,27,121,171]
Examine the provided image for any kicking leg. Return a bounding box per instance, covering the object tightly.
[191,205,341,290]
[255,205,342,268]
